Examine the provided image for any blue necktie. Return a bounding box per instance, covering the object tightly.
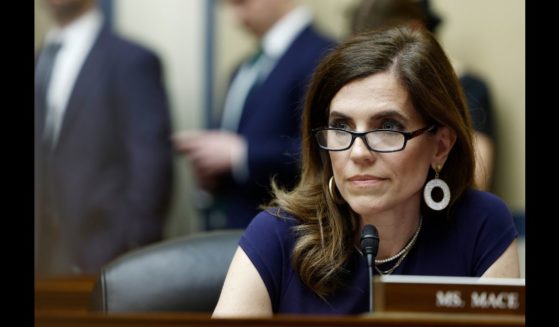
[220,48,269,132]
[35,42,62,144]
[36,42,63,231]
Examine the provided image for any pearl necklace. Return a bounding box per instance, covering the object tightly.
[355,217,423,275]
[375,217,422,264]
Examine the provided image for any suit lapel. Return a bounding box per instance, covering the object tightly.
[238,26,313,131]
[35,55,48,140]
[55,28,109,152]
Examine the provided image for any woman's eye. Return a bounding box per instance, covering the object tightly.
[381,120,404,131]
[329,120,350,129]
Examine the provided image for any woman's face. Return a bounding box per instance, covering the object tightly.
[328,71,439,217]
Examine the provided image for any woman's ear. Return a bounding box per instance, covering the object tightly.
[431,126,456,168]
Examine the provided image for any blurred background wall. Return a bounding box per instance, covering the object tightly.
[35,0,525,238]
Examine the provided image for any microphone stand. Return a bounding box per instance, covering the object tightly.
[367,258,374,312]
[360,224,379,313]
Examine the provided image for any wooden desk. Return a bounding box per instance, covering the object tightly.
[35,275,97,312]
[35,311,524,327]
[35,275,524,326]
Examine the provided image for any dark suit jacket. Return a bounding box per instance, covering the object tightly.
[214,25,334,229]
[35,26,173,274]
[459,73,494,140]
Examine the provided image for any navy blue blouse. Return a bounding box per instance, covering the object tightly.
[239,189,518,314]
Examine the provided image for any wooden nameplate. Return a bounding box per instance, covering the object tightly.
[373,275,525,315]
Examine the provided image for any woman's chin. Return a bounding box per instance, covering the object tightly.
[347,197,386,216]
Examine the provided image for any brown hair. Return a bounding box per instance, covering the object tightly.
[269,26,474,298]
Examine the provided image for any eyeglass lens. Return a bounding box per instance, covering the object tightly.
[318,130,405,151]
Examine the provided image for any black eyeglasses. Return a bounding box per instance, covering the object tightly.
[313,125,437,152]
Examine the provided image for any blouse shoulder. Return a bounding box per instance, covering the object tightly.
[243,208,299,236]
[238,208,299,306]
[453,189,518,275]
[455,189,511,219]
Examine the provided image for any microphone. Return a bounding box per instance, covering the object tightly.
[360,224,379,313]
[361,224,379,267]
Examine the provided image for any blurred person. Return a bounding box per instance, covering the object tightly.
[213,27,519,316]
[35,0,173,276]
[350,0,496,191]
[174,0,334,229]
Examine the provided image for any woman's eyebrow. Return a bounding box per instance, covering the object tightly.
[328,111,350,120]
[329,109,410,123]
[369,110,410,123]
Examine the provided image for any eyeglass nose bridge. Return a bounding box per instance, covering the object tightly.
[348,131,375,152]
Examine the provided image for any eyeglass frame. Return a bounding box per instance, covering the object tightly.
[312,124,437,153]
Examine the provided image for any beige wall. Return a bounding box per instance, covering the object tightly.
[34,0,53,52]
[34,0,525,238]
[432,0,525,211]
[114,0,206,237]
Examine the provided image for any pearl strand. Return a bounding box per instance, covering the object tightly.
[374,217,422,264]
[374,217,422,275]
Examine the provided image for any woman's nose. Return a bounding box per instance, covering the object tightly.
[349,136,376,163]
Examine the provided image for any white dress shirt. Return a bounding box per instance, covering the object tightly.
[43,9,103,147]
[220,6,313,132]
[221,6,313,182]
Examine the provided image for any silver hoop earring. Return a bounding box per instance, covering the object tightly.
[423,166,450,211]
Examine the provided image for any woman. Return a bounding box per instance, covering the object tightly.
[349,0,496,191]
[213,26,519,316]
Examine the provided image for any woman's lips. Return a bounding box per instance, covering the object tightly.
[348,175,386,187]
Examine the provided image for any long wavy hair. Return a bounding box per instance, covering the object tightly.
[269,26,474,298]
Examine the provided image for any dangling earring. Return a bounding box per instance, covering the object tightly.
[423,165,451,211]
[328,176,338,202]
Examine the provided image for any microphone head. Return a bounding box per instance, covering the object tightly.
[360,224,379,258]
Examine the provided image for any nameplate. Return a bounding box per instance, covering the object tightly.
[373,275,524,315]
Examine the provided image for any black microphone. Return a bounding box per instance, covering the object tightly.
[361,224,379,267]
[360,224,379,313]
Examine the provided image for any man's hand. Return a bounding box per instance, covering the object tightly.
[173,130,246,191]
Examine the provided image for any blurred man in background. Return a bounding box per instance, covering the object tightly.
[174,0,335,229]
[35,0,173,276]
